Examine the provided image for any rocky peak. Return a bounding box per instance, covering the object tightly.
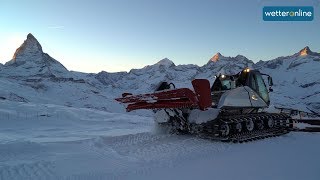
[235,55,247,60]
[3,33,69,77]
[297,46,320,57]
[12,33,43,60]
[155,58,175,66]
[298,46,320,57]
[210,53,221,62]
[299,46,311,56]
[208,53,252,65]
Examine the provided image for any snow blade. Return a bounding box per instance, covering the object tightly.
[192,79,212,110]
[115,88,199,112]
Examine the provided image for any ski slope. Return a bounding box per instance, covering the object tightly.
[0,101,319,180]
[0,34,319,179]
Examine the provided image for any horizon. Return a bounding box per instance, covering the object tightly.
[1,0,319,73]
[0,32,318,73]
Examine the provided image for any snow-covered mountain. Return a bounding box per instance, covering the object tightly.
[256,46,320,112]
[0,34,124,113]
[2,33,69,77]
[0,33,319,113]
[95,53,254,93]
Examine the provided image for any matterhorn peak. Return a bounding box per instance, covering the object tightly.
[12,33,43,60]
[4,33,68,76]
[27,33,37,41]
[210,53,222,62]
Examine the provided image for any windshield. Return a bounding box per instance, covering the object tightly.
[250,72,270,104]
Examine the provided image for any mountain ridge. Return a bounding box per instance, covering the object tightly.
[0,33,319,113]
[3,34,319,74]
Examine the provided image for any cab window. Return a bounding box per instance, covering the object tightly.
[255,73,270,104]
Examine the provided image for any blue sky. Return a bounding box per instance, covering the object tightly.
[0,0,319,72]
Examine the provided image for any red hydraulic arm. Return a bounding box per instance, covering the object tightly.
[115,79,212,112]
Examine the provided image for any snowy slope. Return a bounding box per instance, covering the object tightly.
[0,100,319,180]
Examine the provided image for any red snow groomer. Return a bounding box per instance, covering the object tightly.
[116,68,320,142]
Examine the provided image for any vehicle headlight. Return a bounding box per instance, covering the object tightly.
[251,94,258,101]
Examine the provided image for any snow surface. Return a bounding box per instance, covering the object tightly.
[1,100,320,180]
[0,34,319,179]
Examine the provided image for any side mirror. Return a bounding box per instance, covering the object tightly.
[269,87,273,92]
[268,76,273,86]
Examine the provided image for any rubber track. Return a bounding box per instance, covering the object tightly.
[199,128,289,143]
[191,113,292,143]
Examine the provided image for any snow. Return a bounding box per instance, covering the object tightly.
[154,109,170,123]
[0,101,319,179]
[0,101,152,143]
[189,108,220,124]
[0,34,319,179]
[154,58,175,67]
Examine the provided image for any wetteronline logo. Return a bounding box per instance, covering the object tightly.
[263,6,314,21]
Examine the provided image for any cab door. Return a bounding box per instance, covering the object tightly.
[247,71,270,105]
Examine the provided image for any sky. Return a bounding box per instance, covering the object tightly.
[0,0,319,73]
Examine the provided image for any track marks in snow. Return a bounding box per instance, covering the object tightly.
[0,161,57,180]
[0,141,46,162]
[85,132,231,178]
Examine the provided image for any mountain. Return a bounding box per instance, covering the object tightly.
[298,46,320,57]
[200,53,254,79]
[255,46,320,112]
[95,54,255,93]
[209,53,221,62]
[0,33,319,113]
[96,58,200,92]
[0,34,125,113]
[2,33,68,77]
[154,58,175,67]
[256,46,320,70]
